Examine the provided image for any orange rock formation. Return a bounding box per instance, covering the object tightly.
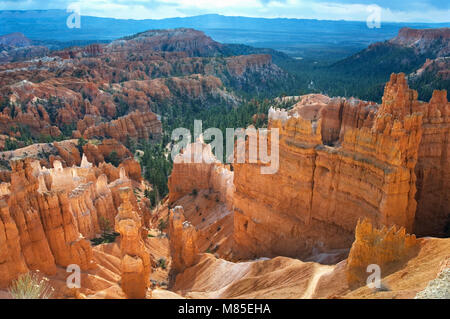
[0,28,283,148]
[413,89,450,236]
[77,111,162,143]
[115,187,151,298]
[168,206,199,274]
[232,73,447,260]
[162,73,448,265]
[168,140,234,208]
[346,219,418,287]
[0,154,143,289]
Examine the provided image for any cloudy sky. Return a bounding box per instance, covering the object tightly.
[1,0,449,22]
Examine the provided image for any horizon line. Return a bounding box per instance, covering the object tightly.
[0,10,449,24]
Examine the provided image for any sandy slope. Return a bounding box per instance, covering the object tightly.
[173,254,339,299]
[342,238,450,299]
[169,237,449,299]
[2,219,447,299]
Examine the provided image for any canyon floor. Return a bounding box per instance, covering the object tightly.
[1,230,448,299]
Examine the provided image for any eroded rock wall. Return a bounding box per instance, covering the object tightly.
[233,73,424,260]
[168,141,234,207]
[346,219,418,287]
[77,111,162,143]
[414,90,450,236]
[0,154,141,288]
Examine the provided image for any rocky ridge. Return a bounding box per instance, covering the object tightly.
[0,28,286,149]
[0,155,147,293]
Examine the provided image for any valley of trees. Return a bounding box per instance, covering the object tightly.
[139,97,272,206]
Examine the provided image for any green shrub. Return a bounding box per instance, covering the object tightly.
[157,258,167,270]
[9,272,54,299]
[90,232,119,246]
[77,137,88,154]
[158,218,168,231]
[105,151,120,167]
[99,216,112,235]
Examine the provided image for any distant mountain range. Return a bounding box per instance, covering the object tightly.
[327,27,450,100]
[1,10,449,60]
[0,11,448,102]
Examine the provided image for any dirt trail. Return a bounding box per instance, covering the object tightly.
[301,264,335,299]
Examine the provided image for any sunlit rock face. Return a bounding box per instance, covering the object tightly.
[389,27,450,57]
[0,154,141,288]
[162,73,448,263]
[346,219,418,287]
[168,206,199,274]
[165,139,235,260]
[77,111,162,143]
[232,73,448,260]
[115,187,151,299]
[168,140,234,209]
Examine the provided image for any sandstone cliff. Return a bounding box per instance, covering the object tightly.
[165,140,234,258]
[168,140,234,208]
[77,111,162,143]
[161,73,448,263]
[413,89,450,236]
[233,73,426,260]
[107,28,224,57]
[390,27,450,57]
[0,154,143,288]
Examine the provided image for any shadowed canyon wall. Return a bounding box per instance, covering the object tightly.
[413,90,450,237]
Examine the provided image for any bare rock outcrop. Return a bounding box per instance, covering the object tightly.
[168,140,234,208]
[168,206,199,274]
[107,28,223,57]
[77,111,162,143]
[390,27,450,57]
[413,89,450,236]
[82,139,132,165]
[161,73,448,264]
[233,73,424,260]
[0,153,144,288]
[346,219,418,287]
[115,187,151,298]
[0,200,28,287]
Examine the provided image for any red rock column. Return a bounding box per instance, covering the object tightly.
[168,206,199,274]
[115,187,151,299]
